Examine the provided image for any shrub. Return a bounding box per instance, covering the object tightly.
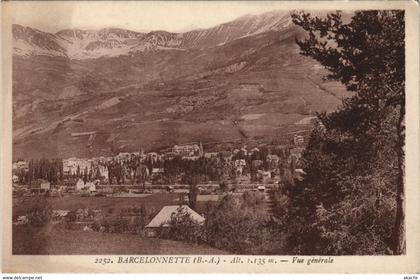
[27,200,52,227]
[159,207,205,244]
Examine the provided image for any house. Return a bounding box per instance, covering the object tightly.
[266,154,280,170]
[12,161,29,171]
[290,147,305,159]
[172,142,203,158]
[145,205,205,237]
[266,154,280,163]
[147,152,159,163]
[234,159,246,175]
[12,174,19,183]
[235,159,246,167]
[257,170,272,183]
[164,152,176,160]
[219,151,233,161]
[13,215,29,226]
[204,152,219,159]
[85,182,96,192]
[52,210,70,224]
[252,160,263,169]
[75,178,85,191]
[294,169,307,181]
[257,185,266,192]
[152,168,164,175]
[98,165,109,180]
[116,152,131,161]
[151,168,164,181]
[30,179,50,194]
[36,179,50,190]
[293,135,304,146]
[63,158,92,176]
[250,147,260,155]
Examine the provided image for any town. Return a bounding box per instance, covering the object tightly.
[12,134,306,198]
[12,134,308,254]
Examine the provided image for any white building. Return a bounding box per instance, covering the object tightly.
[85,182,96,192]
[63,158,92,176]
[172,142,203,157]
[12,175,19,183]
[12,161,29,171]
[75,178,85,191]
[204,152,219,159]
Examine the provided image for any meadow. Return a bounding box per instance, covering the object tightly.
[13,225,226,255]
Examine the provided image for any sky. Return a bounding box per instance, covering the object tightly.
[8,1,293,33]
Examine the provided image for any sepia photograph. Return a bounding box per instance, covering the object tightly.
[2,0,420,274]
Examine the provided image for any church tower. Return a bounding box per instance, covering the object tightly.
[199,141,204,157]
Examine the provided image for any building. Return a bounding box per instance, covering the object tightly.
[234,159,247,175]
[145,205,205,237]
[293,135,304,146]
[12,161,29,171]
[266,154,280,170]
[85,182,96,193]
[257,170,272,183]
[219,151,233,161]
[294,169,307,181]
[164,152,176,160]
[290,147,305,160]
[75,178,85,191]
[172,142,203,158]
[151,168,164,181]
[63,158,92,176]
[266,154,280,163]
[12,175,19,183]
[116,152,131,161]
[252,160,263,169]
[147,152,159,163]
[152,168,164,175]
[204,152,219,159]
[250,147,260,155]
[30,179,50,194]
[95,165,109,181]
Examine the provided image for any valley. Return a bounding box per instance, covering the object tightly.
[12,10,349,159]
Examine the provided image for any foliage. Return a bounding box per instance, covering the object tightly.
[289,10,405,254]
[159,207,205,244]
[27,198,53,227]
[204,195,284,254]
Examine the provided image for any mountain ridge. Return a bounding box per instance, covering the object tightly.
[12,10,351,159]
[13,10,292,59]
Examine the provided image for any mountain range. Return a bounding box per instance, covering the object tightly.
[12,10,350,159]
[13,10,294,59]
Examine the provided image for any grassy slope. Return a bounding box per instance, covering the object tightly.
[13,226,226,255]
[12,27,350,159]
[13,193,213,217]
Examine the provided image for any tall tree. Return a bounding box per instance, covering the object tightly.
[186,174,202,210]
[291,10,405,254]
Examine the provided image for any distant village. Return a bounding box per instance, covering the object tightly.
[12,134,306,197]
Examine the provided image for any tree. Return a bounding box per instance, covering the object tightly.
[186,174,202,210]
[291,10,405,254]
[136,164,148,189]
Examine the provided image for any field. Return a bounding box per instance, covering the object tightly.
[12,192,229,254]
[13,193,221,216]
[13,225,227,255]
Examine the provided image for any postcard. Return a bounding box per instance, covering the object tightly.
[1,0,419,273]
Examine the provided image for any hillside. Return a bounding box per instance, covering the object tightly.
[13,226,227,255]
[12,10,350,159]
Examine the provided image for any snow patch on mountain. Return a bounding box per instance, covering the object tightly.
[13,10,293,59]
